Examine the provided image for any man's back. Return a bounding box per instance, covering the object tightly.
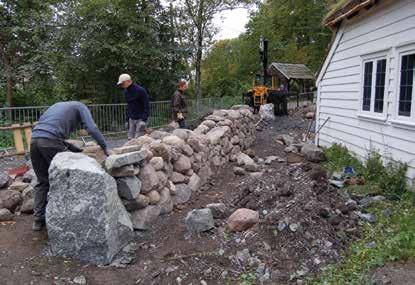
[32,101,107,149]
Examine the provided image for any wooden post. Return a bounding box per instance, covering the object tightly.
[11,124,25,155]
[23,122,32,151]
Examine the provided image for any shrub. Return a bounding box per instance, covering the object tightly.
[324,144,408,196]
[323,143,363,173]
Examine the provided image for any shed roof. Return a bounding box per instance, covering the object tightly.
[268,62,314,80]
[324,0,380,27]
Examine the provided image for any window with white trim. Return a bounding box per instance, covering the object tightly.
[361,58,387,113]
[398,53,414,117]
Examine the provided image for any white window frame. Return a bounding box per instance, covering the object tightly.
[358,50,390,122]
[391,42,415,128]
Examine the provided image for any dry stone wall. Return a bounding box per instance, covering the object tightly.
[108,105,256,230]
[45,105,255,264]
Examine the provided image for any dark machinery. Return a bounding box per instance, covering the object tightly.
[244,37,289,116]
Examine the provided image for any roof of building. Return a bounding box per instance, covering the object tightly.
[268,62,314,80]
[324,0,381,27]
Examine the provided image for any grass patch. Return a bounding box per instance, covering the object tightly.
[310,192,415,284]
[323,144,408,197]
[324,143,363,174]
[311,144,415,284]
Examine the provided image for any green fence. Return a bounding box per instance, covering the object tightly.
[0,96,243,150]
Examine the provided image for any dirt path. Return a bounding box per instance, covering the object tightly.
[0,110,365,284]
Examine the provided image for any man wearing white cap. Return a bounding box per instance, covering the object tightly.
[117,74,150,139]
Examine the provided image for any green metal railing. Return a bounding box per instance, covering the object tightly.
[0,97,242,150]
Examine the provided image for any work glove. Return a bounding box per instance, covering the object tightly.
[177,112,184,120]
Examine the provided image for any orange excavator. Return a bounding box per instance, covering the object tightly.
[244,37,288,116]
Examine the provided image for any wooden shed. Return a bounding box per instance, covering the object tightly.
[267,62,314,92]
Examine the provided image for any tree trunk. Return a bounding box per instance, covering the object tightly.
[195,27,203,102]
[3,55,13,107]
[195,0,205,110]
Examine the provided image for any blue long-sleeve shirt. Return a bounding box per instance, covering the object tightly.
[124,83,150,122]
[32,101,107,150]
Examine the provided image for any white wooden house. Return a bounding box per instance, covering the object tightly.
[316,0,415,183]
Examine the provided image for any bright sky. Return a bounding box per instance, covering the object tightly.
[213,8,250,40]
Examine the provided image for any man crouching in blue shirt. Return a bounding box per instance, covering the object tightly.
[117,74,150,140]
[30,101,109,231]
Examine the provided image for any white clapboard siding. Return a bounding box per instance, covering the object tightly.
[317,0,415,183]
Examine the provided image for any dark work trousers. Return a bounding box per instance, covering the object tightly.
[30,138,67,222]
[178,119,187,129]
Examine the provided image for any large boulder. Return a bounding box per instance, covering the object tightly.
[105,150,147,170]
[206,203,227,219]
[150,157,164,171]
[22,186,34,200]
[0,208,14,222]
[123,135,154,148]
[0,172,12,189]
[159,187,173,215]
[201,120,216,129]
[174,155,192,174]
[20,198,34,214]
[150,130,170,140]
[227,208,259,232]
[110,165,136,177]
[172,184,192,205]
[116,176,141,200]
[156,171,168,190]
[149,143,171,162]
[185,209,214,233]
[0,190,22,212]
[130,205,161,230]
[206,126,230,145]
[187,134,208,153]
[112,145,142,155]
[301,144,326,162]
[146,190,161,205]
[171,172,188,184]
[138,164,159,193]
[162,135,185,148]
[181,144,194,156]
[188,173,201,192]
[122,194,149,211]
[9,181,29,192]
[237,152,255,166]
[47,152,133,265]
[172,129,191,141]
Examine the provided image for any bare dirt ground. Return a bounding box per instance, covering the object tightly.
[371,261,415,285]
[0,109,409,285]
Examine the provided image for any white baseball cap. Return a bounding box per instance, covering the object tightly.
[117,73,131,85]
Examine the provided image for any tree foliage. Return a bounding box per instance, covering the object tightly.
[201,0,334,98]
[0,0,189,106]
[1,0,337,106]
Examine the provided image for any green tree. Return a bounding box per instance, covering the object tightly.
[173,0,254,103]
[0,0,57,106]
[201,0,333,98]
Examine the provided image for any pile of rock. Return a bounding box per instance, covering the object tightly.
[0,169,36,222]
[276,134,326,163]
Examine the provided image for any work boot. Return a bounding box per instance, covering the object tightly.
[32,219,46,231]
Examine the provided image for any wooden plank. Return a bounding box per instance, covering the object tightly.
[11,124,25,155]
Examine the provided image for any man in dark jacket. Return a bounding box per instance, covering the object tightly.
[172,80,188,129]
[117,74,150,139]
[30,101,108,231]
